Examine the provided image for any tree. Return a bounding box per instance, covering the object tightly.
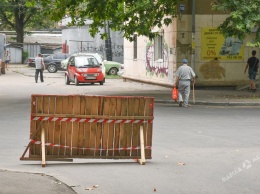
[27,0,179,41]
[0,0,54,43]
[28,0,260,45]
[212,0,260,46]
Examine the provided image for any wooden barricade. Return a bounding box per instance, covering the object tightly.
[20,95,154,167]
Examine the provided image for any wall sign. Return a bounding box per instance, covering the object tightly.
[201,27,244,60]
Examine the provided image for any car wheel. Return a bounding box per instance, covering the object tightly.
[74,76,79,86]
[65,75,70,85]
[108,67,118,75]
[100,78,105,85]
[47,64,57,73]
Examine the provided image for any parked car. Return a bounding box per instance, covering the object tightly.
[103,60,122,75]
[28,53,71,73]
[117,64,124,76]
[61,53,122,75]
[28,54,53,67]
[65,54,106,86]
[41,54,51,58]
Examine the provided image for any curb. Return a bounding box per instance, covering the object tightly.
[155,100,260,107]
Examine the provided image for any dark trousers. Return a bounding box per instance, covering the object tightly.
[35,69,44,82]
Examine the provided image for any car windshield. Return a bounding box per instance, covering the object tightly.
[94,54,103,63]
[75,56,100,68]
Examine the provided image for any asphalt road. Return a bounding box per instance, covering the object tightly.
[0,67,260,194]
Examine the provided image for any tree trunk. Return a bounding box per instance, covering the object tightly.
[14,5,25,43]
[16,26,24,44]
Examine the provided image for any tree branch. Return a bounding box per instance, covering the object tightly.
[0,10,15,29]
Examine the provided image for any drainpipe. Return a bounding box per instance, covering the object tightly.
[191,0,196,70]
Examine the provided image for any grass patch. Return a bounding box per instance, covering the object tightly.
[105,74,121,79]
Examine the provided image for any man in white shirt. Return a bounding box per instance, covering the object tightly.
[174,59,196,107]
[35,53,46,83]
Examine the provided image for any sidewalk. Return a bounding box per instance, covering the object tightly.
[0,170,76,194]
[155,88,260,107]
[2,64,260,106]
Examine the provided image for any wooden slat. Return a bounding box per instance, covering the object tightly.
[72,95,80,155]
[41,128,46,167]
[138,126,146,165]
[101,97,110,156]
[47,96,56,155]
[145,98,154,157]
[126,97,135,156]
[66,96,74,156]
[54,96,63,155]
[42,96,50,155]
[108,97,116,156]
[31,113,153,120]
[29,95,37,157]
[95,96,104,156]
[22,155,151,160]
[132,98,140,157]
[90,96,99,156]
[114,98,122,156]
[85,96,93,156]
[138,97,145,157]
[119,97,128,156]
[36,95,43,155]
[78,96,86,155]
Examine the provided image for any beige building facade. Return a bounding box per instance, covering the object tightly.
[123,0,259,87]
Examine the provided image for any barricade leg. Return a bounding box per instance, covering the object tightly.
[138,126,146,165]
[41,127,46,167]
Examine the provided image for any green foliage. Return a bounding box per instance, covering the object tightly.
[213,0,260,46]
[22,51,29,64]
[26,0,260,46]
[27,0,179,41]
[0,0,55,43]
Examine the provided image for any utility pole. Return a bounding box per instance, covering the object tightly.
[105,21,113,61]
[191,0,196,70]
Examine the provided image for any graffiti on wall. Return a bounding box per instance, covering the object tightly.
[199,58,225,79]
[146,42,169,77]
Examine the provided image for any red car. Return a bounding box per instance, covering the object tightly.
[65,54,105,86]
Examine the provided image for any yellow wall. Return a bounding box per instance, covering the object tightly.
[177,14,259,86]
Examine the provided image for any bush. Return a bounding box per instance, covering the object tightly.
[22,51,29,64]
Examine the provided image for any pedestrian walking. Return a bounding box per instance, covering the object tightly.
[174,59,196,107]
[5,51,11,70]
[35,53,46,83]
[244,50,259,93]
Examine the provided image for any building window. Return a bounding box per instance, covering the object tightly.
[133,34,137,59]
[154,35,163,60]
